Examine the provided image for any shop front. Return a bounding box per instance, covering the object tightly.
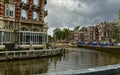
[16,31,47,48]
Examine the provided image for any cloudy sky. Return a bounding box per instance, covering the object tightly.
[45,0,120,36]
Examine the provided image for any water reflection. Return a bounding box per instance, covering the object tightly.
[0,58,49,75]
[0,48,120,75]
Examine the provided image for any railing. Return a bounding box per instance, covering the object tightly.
[31,5,41,11]
[19,2,30,9]
[18,42,43,45]
[0,49,64,61]
[21,19,43,25]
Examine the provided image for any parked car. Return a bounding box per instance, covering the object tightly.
[100,42,109,47]
[77,41,86,45]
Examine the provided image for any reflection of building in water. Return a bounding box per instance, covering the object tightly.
[0,58,49,75]
[97,53,118,66]
[0,56,62,75]
[79,50,119,67]
[79,50,99,66]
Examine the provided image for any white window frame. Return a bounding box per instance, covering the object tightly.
[5,4,15,18]
[21,9,27,20]
[5,4,9,17]
[9,5,15,18]
[33,11,38,21]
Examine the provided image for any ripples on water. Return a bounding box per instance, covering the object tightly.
[0,48,120,75]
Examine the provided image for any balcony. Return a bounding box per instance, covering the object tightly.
[21,18,43,25]
[44,11,48,17]
[19,2,30,9]
[5,0,15,3]
[31,5,41,12]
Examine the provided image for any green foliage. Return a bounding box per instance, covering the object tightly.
[46,43,51,49]
[53,28,61,40]
[111,27,119,41]
[0,48,7,51]
[48,35,53,42]
[53,28,70,41]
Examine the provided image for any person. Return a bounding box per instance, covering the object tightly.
[14,41,18,50]
[29,41,34,50]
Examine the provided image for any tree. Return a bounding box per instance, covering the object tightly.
[63,28,70,41]
[53,28,70,42]
[48,35,53,42]
[53,28,61,40]
[111,27,119,42]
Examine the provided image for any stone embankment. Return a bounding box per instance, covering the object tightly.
[0,49,65,61]
[77,45,120,54]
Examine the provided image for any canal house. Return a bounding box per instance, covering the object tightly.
[0,0,48,49]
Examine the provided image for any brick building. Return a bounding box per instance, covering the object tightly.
[0,0,48,49]
[118,10,120,41]
[72,21,117,44]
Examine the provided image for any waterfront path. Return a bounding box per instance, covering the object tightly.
[0,49,64,61]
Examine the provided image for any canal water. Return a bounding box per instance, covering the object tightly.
[0,48,120,75]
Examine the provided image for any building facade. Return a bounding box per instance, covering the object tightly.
[72,21,117,44]
[0,0,48,48]
[118,10,120,41]
[97,21,117,43]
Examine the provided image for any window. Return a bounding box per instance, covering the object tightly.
[5,4,9,16]
[4,25,13,30]
[22,0,27,3]
[4,32,12,43]
[21,9,27,19]
[0,31,2,45]
[5,4,15,17]
[33,11,38,20]
[9,5,15,17]
[34,0,39,6]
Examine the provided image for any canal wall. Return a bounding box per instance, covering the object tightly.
[0,49,64,61]
[41,64,120,75]
[78,45,120,54]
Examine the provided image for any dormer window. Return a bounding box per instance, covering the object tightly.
[33,11,38,21]
[34,0,39,6]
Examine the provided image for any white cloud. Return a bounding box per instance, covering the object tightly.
[45,0,120,35]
